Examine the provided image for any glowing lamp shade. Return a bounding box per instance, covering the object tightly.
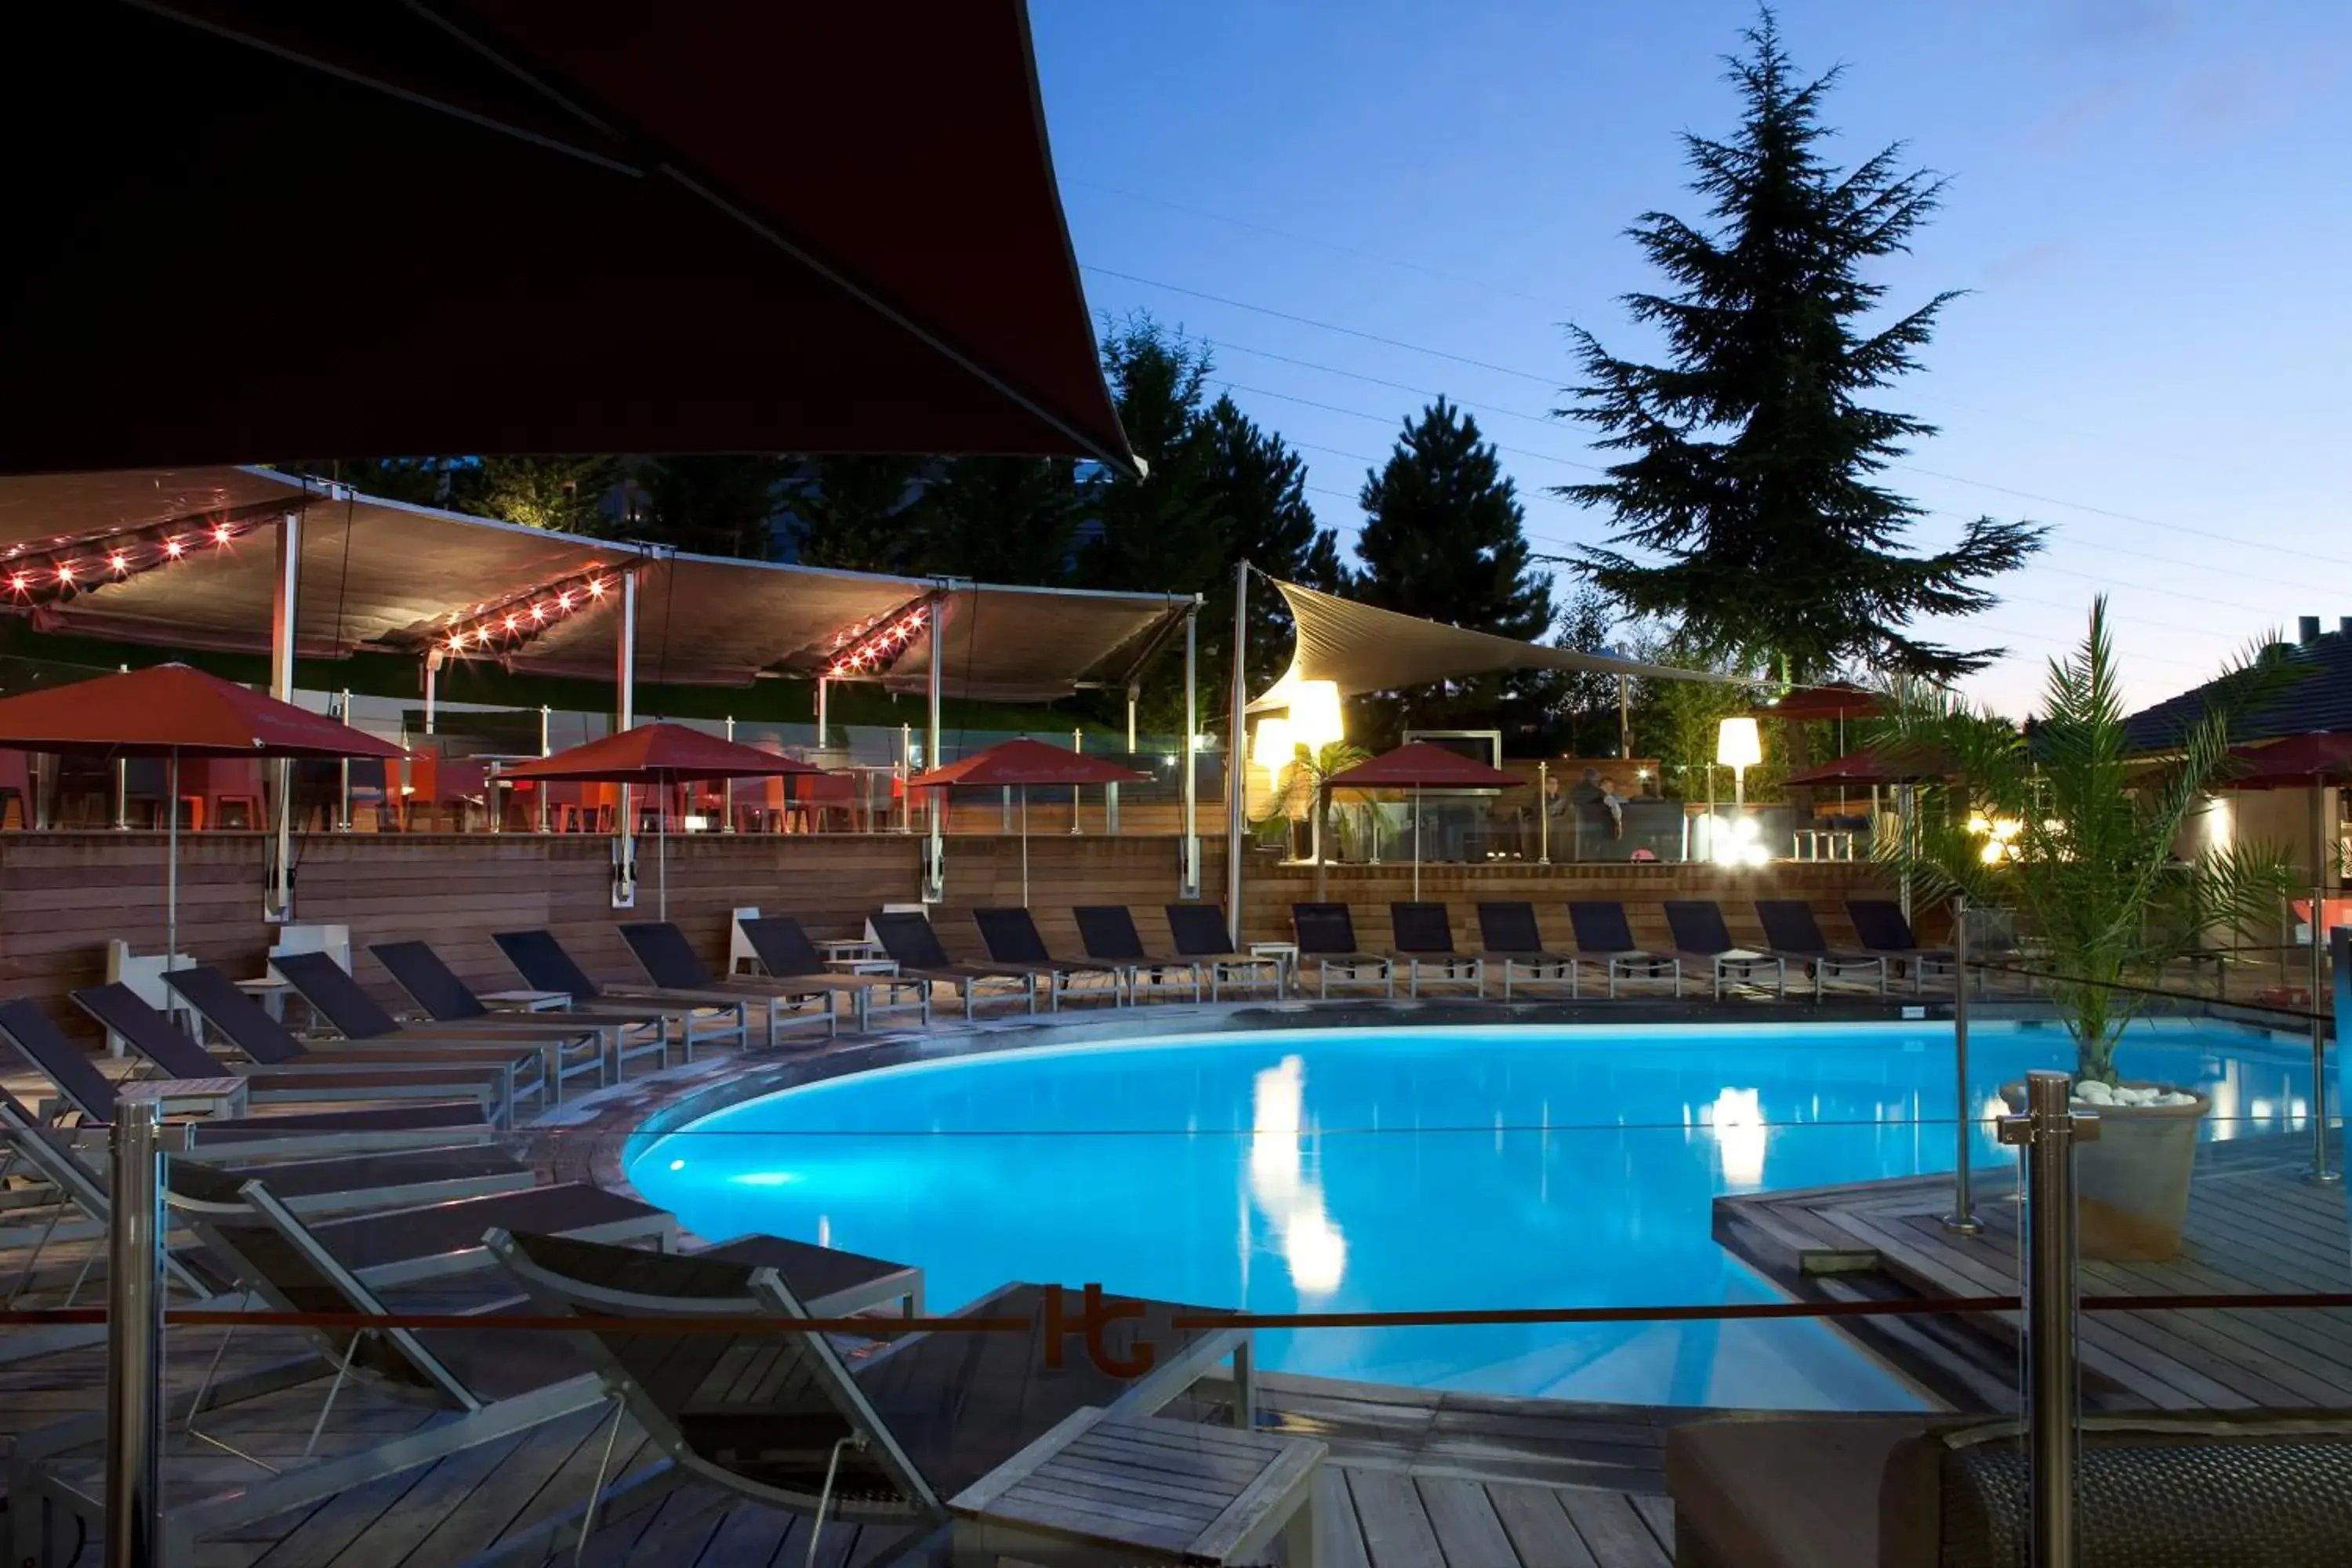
[1715,717,1762,771]
[1287,680,1345,750]
[1250,716,1295,771]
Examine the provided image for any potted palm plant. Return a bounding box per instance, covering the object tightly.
[1251,741,1372,898]
[1880,599,2297,1260]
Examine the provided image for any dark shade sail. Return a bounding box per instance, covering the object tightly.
[0,2,1133,475]
[2223,733,2352,790]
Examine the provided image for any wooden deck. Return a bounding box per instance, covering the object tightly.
[1716,1129,2352,1414]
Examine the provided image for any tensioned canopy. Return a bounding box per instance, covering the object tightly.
[0,2,1134,475]
[0,466,1191,702]
[1248,579,1736,712]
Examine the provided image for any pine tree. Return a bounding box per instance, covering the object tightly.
[1559,11,2042,683]
[1196,395,1341,699]
[790,456,926,573]
[1354,397,1555,731]
[906,458,1085,583]
[470,456,622,535]
[635,456,788,560]
[1080,314,1225,597]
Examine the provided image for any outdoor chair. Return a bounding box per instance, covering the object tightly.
[1163,904,1285,999]
[1566,901,1683,997]
[1290,903,1395,998]
[1475,901,1577,998]
[492,928,751,1058]
[77,980,527,1127]
[1074,905,1203,1003]
[362,940,668,1082]
[0,999,496,1158]
[4,1168,671,1568]
[266,949,612,1098]
[160,964,574,1109]
[1388,902,1484,997]
[736,915,931,1029]
[971,906,1125,1009]
[868,909,1041,1018]
[619,920,884,1042]
[1848,899,1961,992]
[1756,899,1889,996]
[1664,900,1788,999]
[489,1229,1316,1568]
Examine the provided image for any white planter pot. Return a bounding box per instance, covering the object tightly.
[2002,1080,2209,1261]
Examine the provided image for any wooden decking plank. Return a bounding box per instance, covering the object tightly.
[1557,1486,1673,1568]
[1629,1490,1676,1552]
[387,1405,614,1562]
[685,1501,797,1568]
[1485,1482,1600,1568]
[1412,1475,1519,1566]
[1315,1465,1374,1568]
[1345,1466,1447,1566]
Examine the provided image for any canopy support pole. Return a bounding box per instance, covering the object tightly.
[721,717,736,833]
[1071,728,1084,836]
[1225,562,1249,946]
[815,676,829,748]
[536,706,551,832]
[1181,600,1200,899]
[924,593,946,903]
[336,691,353,832]
[1618,676,1632,760]
[266,509,299,923]
[612,570,637,909]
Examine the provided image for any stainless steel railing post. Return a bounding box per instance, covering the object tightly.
[2313,887,2337,1182]
[2000,1068,2096,1568]
[1943,893,1982,1234]
[106,1098,167,1568]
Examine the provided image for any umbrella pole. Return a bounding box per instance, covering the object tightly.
[165,750,178,971]
[1413,784,1422,902]
[659,783,670,921]
[1021,787,1030,908]
[2312,786,2334,1182]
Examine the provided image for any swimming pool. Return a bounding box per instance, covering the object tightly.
[630,1019,2322,1410]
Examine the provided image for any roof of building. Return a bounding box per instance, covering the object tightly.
[2122,620,2352,750]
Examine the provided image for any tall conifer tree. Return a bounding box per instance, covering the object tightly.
[1559,12,2042,682]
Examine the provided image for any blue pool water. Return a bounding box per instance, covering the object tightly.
[630,1020,2323,1409]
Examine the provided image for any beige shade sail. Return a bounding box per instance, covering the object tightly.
[1248,578,1740,712]
[0,466,1193,702]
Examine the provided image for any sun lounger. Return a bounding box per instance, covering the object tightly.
[362,938,670,1082]
[0,999,496,1158]
[1475,901,1578,998]
[869,909,1041,1018]
[1163,904,1285,999]
[1756,899,1889,996]
[263,949,611,1098]
[1388,902,1484,997]
[1848,898,1960,991]
[82,978,521,1118]
[1291,903,1395,998]
[1664,900,1788,999]
[493,927,750,1058]
[490,1229,1303,1566]
[619,920,880,1042]
[4,1167,675,1566]
[971,907,1125,1008]
[75,980,522,1125]
[1074,904,1205,1003]
[737,914,932,1031]
[1566,901,1683,997]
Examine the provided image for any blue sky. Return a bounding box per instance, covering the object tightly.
[1030,1,2352,716]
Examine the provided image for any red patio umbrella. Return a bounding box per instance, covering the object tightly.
[0,664,405,960]
[505,722,826,916]
[907,739,1146,906]
[1785,744,1949,789]
[1751,683,1883,723]
[2222,733,2352,929]
[1324,743,1522,898]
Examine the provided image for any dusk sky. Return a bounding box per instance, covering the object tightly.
[1032,1,2352,716]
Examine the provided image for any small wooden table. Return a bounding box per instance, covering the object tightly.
[235,975,293,1022]
[815,938,879,964]
[950,1408,1323,1566]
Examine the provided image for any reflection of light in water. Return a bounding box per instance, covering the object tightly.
[1247,1055,1348,1297]
[818,1214,832,1249]
[2209,1065,2241,1142]
[2251,1098,2274,1123]
[734,1171,800,1187]
[1707,1087,1768,1189]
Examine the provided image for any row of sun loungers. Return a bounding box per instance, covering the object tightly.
[1279,897,1955,1000]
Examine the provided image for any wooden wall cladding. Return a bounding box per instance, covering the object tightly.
[0,829,1897,1039]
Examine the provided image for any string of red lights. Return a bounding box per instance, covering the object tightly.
[1,516,244,603]
[437,568,619,656]
[820,601,931,679]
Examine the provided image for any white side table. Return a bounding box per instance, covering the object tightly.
[1247,942,1299,994]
